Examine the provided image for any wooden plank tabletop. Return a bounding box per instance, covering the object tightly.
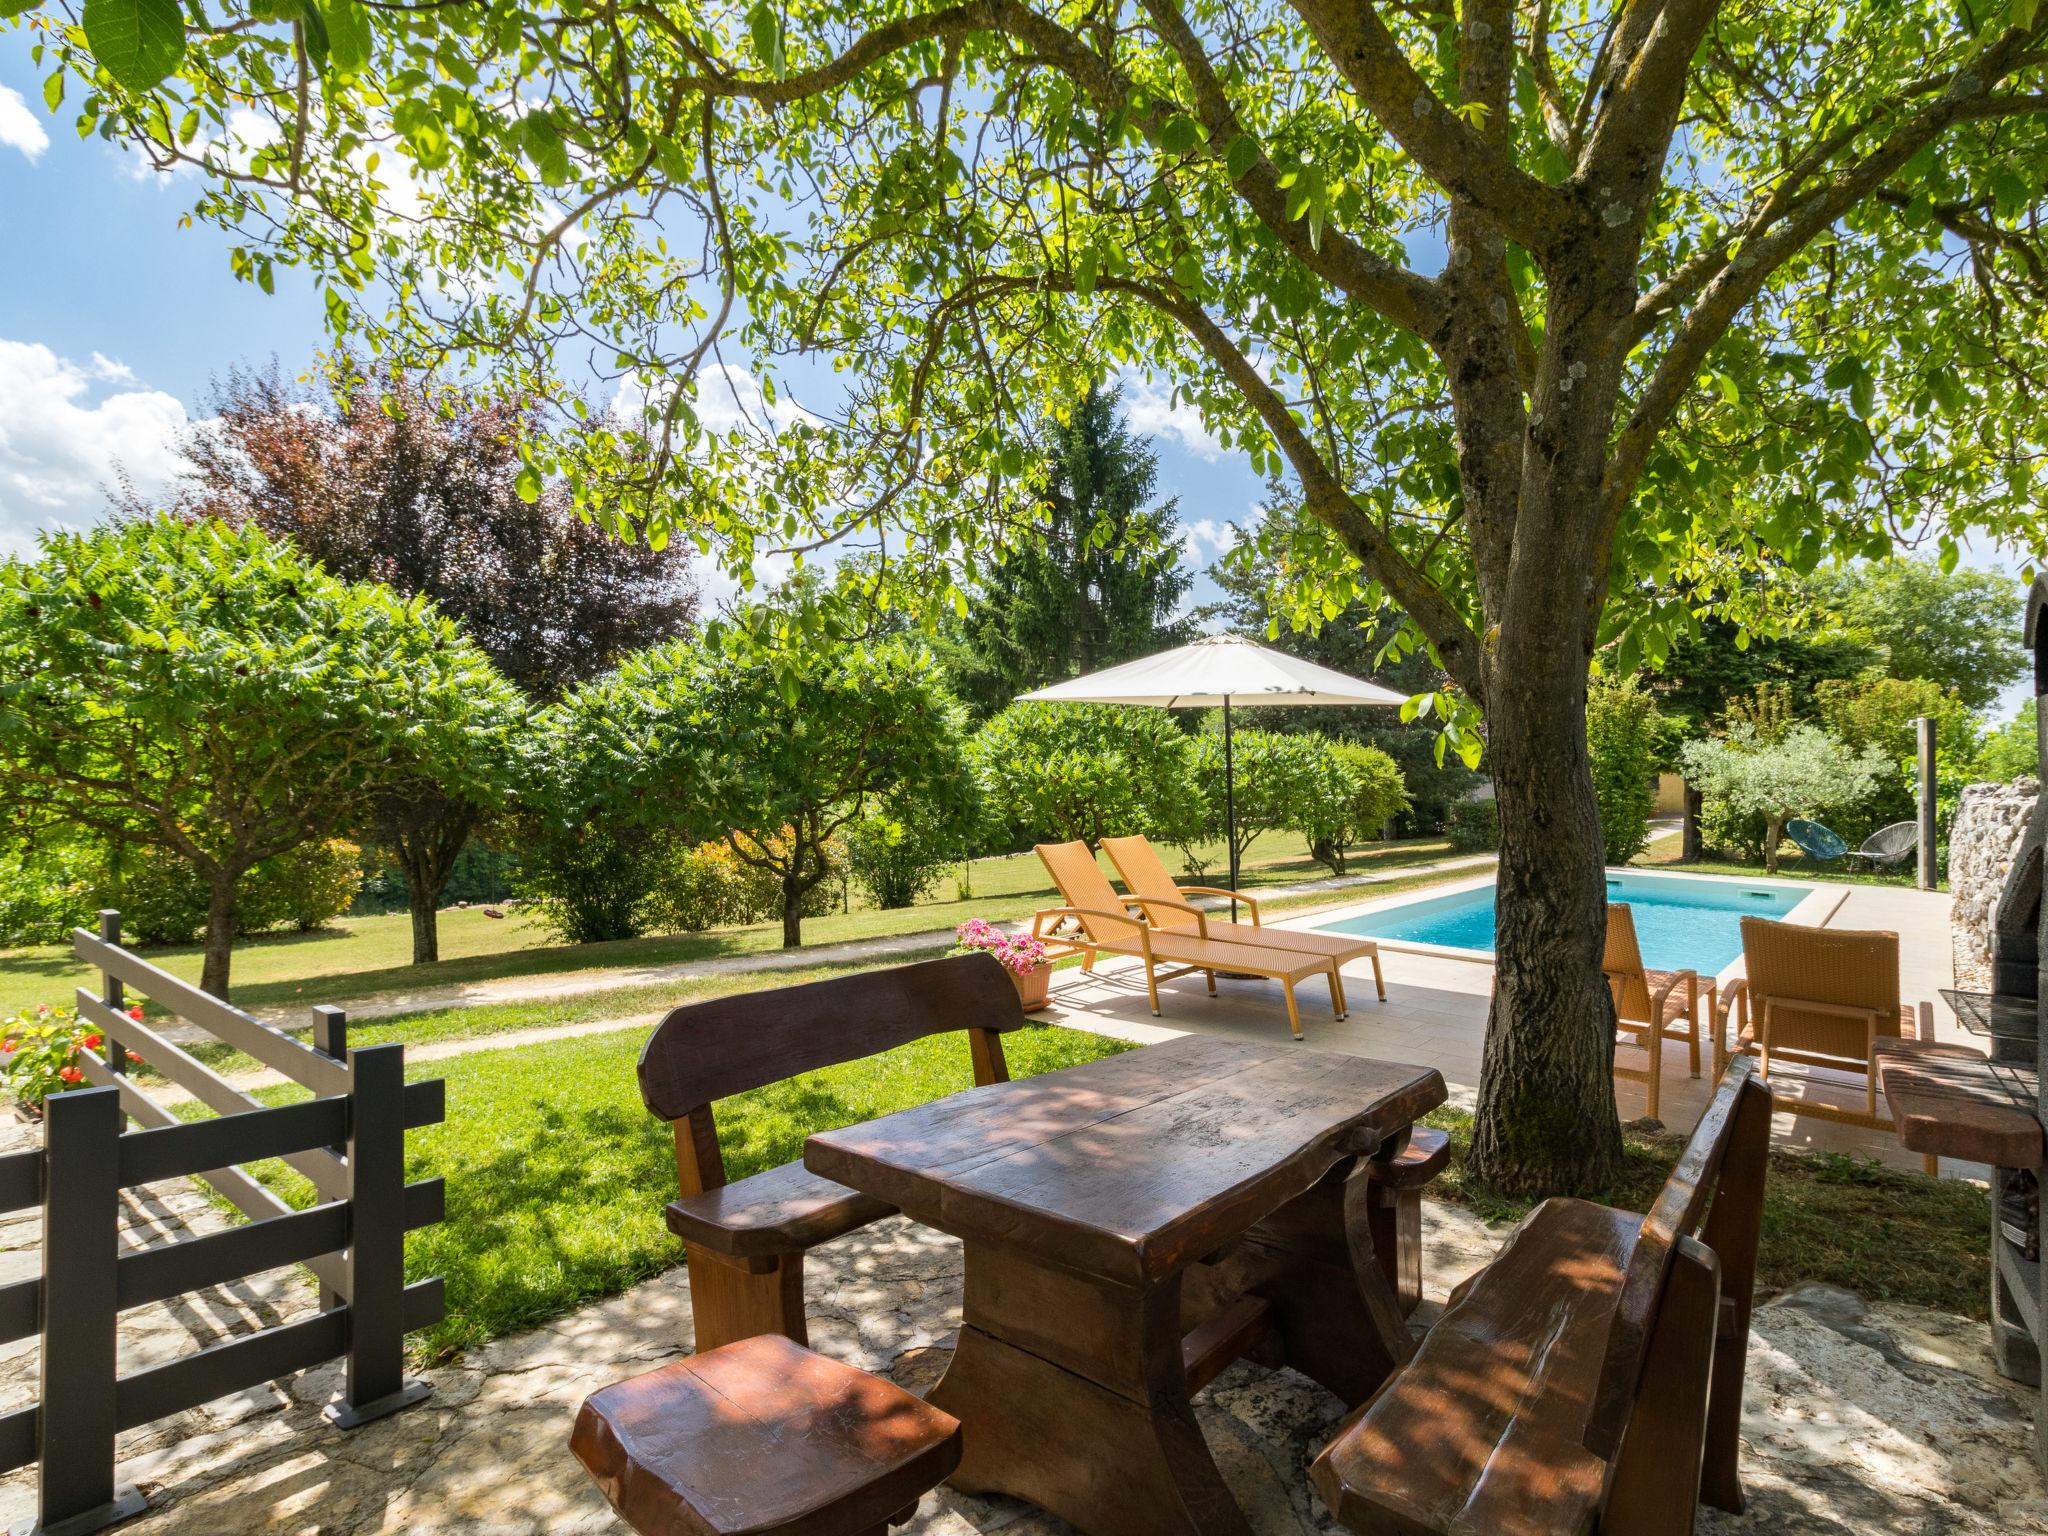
[804,1036,1446,1288]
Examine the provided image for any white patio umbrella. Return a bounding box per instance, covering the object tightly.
[1018,633,1406,910]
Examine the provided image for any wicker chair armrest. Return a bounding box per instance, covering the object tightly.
[1648,968,1697,1013]
[1175,886,1260,922]
[1032,906,1153,954]
[1122,896,1211,939]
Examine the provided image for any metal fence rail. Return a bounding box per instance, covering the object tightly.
[2,912,445,1535]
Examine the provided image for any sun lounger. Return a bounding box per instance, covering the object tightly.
[1099,834,1385,1003]
[1032,840,1344,1040]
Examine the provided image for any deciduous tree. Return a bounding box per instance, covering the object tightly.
[0,519,514,996]
[41,0,2048,1188]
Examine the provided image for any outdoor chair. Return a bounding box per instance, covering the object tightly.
[1312,1058,1773,1536]
[1604,902,1708,1123]
[1784,817,1850,863]
[1721,915,1936,1172]
[1854,820,1920,871]
[1031,839,1345,1039]
[572,1332,963,1536]
[1099,833,1385,1001]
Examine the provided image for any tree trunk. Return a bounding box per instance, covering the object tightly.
[393,804,478,966]
[1764,816,1784,875]
[200,873,240,999]
[781,874,804,949]
[1682,783,1704,862]
[1465,647,1626,1195]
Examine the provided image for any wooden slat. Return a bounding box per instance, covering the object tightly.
[0,1148,40,1215]
[403,1076,445,1130]
[77,1052,346,1297]
[403,1177,446,1231]
[116,1096,349,1189]
[0,1403,33,1476]
[72,930,347,1097]
[1181,1295,1273,1396]
[114,1308,348,1433]
[0,1277,37,1346]
[79,996,349,1202]
[117,1203,351,1312]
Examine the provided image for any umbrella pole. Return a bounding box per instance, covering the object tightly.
[1224,696,1238,923]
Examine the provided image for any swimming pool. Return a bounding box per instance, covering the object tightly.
[1314,870,1814,975]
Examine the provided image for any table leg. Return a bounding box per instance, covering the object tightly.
[930,1245,1254,1536]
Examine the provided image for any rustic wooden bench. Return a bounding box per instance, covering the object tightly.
[1312,1057,1772,1535]
[572,1332,963,1536]
[636,953,1025,1352]
[1360,1126,1451,1317]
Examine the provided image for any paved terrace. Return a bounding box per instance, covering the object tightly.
[1042,874,1964,1174]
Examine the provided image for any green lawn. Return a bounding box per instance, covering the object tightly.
[226,1020,1133,1362]
[1635,843,1936,889]
[1,833,1456,1018]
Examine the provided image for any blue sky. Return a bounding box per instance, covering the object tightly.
[0,56,2034,720]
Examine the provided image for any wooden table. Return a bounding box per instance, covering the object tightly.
[804,1035,1447,1536]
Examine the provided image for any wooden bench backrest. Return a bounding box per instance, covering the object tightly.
[636,952,1026,1194]
[1583,1055,1772,1463]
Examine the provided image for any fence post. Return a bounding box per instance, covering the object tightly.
[310,1006,348,1316]
[38,1086,145,1533]
[98,910,126,1079]
[323,1043,429,1428]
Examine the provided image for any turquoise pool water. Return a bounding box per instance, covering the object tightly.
[1315,871,1806,974]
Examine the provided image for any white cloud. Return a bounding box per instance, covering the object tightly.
[1180,517,1242,567]
[0,86,48,163]
[0,341,193,558]
[1119,375,1223,461]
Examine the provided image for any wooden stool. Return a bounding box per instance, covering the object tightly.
[571,1333,963,1536]
[1363,1127,1452,1316]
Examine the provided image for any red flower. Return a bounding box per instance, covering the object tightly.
[80,1033,103,1051]
[127,1051,143,1064]
[0,1040,14,1055]
[126,1005,144,1022]
[58,1067,83,1084]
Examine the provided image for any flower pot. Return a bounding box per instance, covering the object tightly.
[1010,962,1052,1013]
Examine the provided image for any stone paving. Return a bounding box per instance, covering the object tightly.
[4,1193,2043,1535]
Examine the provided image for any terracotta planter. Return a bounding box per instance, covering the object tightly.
[1010,962,1052,1013]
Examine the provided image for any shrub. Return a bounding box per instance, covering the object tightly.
[844,813,958,910]
[1445,798,1500,852]
[514,821,677,944]
[242,840,363,933]
[970,703,1207,848]
[0,837,99,947]
[1586,674,1663,864]
[1304,741,1411,875]
[643,836,843,931]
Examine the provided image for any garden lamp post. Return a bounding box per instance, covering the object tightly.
[1018,634,1406,916]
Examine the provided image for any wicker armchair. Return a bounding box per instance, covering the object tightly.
[1720,916,1934,1167]
[1604,904,1709,1122]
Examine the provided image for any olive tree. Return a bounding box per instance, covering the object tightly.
[35,0,2048,1187]
[1680,725,1889,873]
[0,518,516,996]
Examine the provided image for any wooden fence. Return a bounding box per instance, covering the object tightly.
[0,912,444,1535]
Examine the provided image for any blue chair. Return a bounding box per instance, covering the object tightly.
[1783,818,1849,863]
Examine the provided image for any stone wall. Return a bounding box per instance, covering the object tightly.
[1950,777,2039,967]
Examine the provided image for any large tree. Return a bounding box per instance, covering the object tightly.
[1827,557,2028,710]
[0,518,515,997]
[35,0,2048,1189]
[145,362,700,961]
[942,384,1196,716]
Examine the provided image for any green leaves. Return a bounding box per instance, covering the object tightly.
[1223,134,1260,181]
[82,0,185,92]
[319,0,371,77]
[0,0,46,19]
[514,465,543,504]
[746,2,785,75]
[517,111,571,187]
